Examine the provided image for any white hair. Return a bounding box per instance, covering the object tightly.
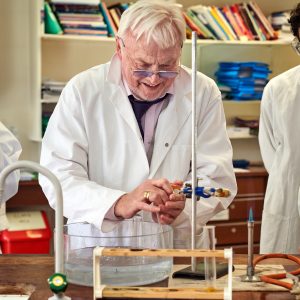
[117,0,186,49]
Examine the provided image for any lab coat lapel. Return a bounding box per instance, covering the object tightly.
[149,92,191,177]
[109,88,143,141]
[107,55,143,142]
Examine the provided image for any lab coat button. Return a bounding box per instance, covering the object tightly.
[165,143,169,147]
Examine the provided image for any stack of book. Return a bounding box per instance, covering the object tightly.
[42,80,65,103]
[98,2,131,37]
[270,10,291,32]
[185,1,278,41]
[234,115,259,135]
[45,1,131,37]
[49,0,108,36]
[41,80,66,136]
[215,61,271,100]
[107,3,130,31]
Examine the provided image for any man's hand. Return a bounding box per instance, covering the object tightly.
[114,178,173,219]
[153,180,186,225]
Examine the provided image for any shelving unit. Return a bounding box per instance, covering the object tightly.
[0,0,299,163]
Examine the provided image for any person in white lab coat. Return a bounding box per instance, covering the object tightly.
[39,0,237,247]
[259,4,300,254]
[0,122,22,229]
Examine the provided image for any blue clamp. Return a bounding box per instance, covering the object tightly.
[182,186,217,199]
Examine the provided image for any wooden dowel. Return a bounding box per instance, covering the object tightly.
[99,287,224,299]
[100,248,225,258]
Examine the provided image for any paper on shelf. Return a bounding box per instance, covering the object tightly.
[227,126,252,138]
[6,211,46,231]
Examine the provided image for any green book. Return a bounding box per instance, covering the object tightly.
[44,2,63,35]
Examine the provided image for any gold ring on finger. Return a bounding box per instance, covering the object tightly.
[143,191,151,200]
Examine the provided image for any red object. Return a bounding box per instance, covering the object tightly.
[253,253,300,290]
[0,211,52,254]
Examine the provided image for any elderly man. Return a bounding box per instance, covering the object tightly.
[40,0,236,247]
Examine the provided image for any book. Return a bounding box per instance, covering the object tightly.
[51,0,100,4]
[183,12,205,38]
[57,12,104,21]
[64,28,108,35]
[248,0,277,39]
[199,5,228,40]
[190,6,219,39]
[208,6,231,40]
[242,3,266,41]
[60,19,105,26]
[186,9,216,40]
[237,4,257,40]
[99,1,117,37]
[44,2,63,34]
[52,3,100,13]
[109,8,121,29]
[230,4,254,40]
[212,6,237,40]
[222,5,247,41]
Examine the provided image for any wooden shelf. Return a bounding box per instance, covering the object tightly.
[42,33,293,46]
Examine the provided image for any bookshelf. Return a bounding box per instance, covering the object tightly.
[0,0,299,163]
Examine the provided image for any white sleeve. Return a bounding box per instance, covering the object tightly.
[39,82,125,230]
[0,122,22,203]
[259,83,276,173]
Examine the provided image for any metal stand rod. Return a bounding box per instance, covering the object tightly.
[191,31,197,272]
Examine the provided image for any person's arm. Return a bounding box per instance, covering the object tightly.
[0,122,22,203]
[259,83,276,173]
[39,81,126,230]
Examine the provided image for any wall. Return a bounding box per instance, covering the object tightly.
[0,0,40,161]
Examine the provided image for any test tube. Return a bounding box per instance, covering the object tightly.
[203,225,217,290]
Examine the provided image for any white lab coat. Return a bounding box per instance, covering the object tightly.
[259,65,300,254]
[39,55,237,247]
[0,122,22,230]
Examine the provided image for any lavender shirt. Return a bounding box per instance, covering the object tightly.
[123,80,174,163]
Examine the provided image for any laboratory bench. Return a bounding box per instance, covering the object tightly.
[0,254,296,299]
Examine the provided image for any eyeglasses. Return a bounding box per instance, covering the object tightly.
[132,70,179,78]
[291,37,300,56]
[117,36,180,79]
